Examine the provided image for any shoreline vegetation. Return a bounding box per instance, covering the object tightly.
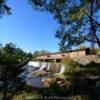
[13,61,100,100]
[0,0,100,99]
[0,43,100,100]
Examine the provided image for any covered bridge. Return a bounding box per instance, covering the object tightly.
[37,48,90,63]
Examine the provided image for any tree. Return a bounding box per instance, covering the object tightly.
[0,0,11,16]
[0,43,32,100]
[79,45,86,49]
[29,0,100,51]
[32,50,50,61]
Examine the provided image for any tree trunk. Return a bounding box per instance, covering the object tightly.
[3,80,8,100]
[90,0,100,48]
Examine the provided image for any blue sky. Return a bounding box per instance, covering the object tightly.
[0,0,59,53]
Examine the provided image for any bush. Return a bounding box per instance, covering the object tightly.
[96,49,100,55]
[13,91,40,100]
[49,62,57,76]
[61,57,73,66]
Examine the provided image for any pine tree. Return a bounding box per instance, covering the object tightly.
[0,43,32,100]
[29,0,100,51]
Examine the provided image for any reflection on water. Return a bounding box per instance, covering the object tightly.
[25,76,43,88]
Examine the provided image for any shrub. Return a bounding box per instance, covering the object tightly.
[61,57,73,66]
[13,91,40,100]
[96,49,100,55]
[49,62,57,76]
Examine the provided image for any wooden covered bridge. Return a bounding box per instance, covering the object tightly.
[37,48,90,63]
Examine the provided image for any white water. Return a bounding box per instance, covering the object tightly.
[22,61,65,88]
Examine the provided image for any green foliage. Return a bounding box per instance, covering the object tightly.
[41,60,100,99]
[10,61,100,99]
[71,95,87,100]
[0,43,32,99]
[32,50,50,61]
[61,57,73,66]
[95,48,100,55]
[68,5,86,21]
[49,62,57,75]
[79,45,86,49]
[61,57,76,74]
[13,91,40,100]
[0,0,11,16]
[30,0,100,50]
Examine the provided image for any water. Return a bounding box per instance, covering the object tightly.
[25,76,43,88]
